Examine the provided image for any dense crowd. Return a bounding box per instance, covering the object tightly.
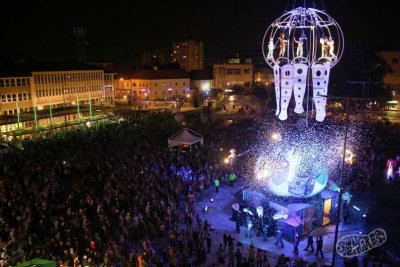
[0,112,226,266]
[1,111,400,266]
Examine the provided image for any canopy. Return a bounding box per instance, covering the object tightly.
[287,203,313,212]
[14,258,56,267]
[168,128,203,147]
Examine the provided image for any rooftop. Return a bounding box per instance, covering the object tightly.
[189,70,213,80]
[0,60,104,78]
[131,69,189,80]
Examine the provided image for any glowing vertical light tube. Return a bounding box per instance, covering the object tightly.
[77,95,81,122]
[89,93,93,121]
[33,101,38,129]
[16,101,20,130]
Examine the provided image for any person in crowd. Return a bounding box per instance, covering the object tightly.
[274,227,284,248]
[214,177,220,193]
[304,234,314,252]
[293,233,299,255]
[235,248,243,267]
[315,236,324,259]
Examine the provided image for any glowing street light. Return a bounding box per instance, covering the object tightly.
[344,149,355,165]
[224,157,230,164]
[271,132,282,141]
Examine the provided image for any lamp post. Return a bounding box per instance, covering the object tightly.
[62,75,68,132]
[314,94,353,266]
[331,95,350,267]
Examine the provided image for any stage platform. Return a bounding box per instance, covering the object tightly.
[193,180,366,266]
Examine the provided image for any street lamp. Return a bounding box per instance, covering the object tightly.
[331,95,350,267]
[313,94,351,267]
[62,76,68,132]
[271,132,281,141]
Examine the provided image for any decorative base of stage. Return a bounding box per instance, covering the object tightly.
[233,186,339,242]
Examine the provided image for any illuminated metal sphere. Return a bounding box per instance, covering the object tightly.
[262,7,344,68]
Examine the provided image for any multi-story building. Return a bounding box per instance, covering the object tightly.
[114,69,190,101]
[0,66,115,132]
[171,40,204,72]
[31,70,114,110]
[213,63,254,89]
[225,51,273,86]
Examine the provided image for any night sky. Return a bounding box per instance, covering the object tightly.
[1,0,399,69]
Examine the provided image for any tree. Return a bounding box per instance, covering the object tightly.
[191,89,204,108]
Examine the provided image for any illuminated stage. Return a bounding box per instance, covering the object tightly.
[235,186,338,242]
[231,124,351,242]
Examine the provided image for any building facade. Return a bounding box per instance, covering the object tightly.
[0,76,32,116]
[213,64,254,89]
[0,69,115,132]
[31,70,114,110]
[114,69,190,101]
[171,40,204,72]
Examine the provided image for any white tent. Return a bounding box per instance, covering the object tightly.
[168,128,204,147]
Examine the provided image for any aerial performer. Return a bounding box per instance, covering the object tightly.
[320,36,329,57]
[294,37,304,58]
[328,36,336,58]
[279,32,288,57]
[262,4,344,122]
[267,38,275,59]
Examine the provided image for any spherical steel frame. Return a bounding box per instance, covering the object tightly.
[262,7,344,68]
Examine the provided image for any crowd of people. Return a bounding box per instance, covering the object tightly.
[1,109,400,266]
[0,112,227,266]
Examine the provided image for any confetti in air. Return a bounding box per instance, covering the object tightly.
[245,121,364,198]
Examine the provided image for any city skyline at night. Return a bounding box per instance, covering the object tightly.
[1,0,399,69]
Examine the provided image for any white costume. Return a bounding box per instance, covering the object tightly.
[320,37,328,57]
[294,38,304,58]
[267,38,274,59]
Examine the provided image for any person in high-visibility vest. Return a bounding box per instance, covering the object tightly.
[214,178,220,193]
[228,173,237,187]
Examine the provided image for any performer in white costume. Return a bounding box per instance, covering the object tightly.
[262,7,344,122]
[267,38,275,59]
[320,37,328,57]
[294,38,304,57]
